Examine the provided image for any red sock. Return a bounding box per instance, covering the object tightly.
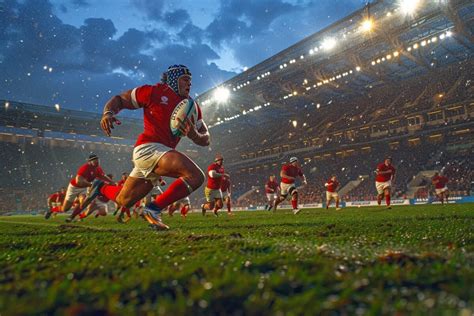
[180,205,189,216]
[336,200,339,208]
[386,194,391,206]
[227,201,231,213]
[100,184,122,202]
[291,199,298,209]
[153,178,191,209]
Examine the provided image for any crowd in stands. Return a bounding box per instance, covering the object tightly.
[211,60,473,166]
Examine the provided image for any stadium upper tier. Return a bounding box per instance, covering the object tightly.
[197,0,473,127]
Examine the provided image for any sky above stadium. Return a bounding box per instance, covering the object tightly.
[1,0,366,113]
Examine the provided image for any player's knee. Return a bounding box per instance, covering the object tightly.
[184,168,205,190]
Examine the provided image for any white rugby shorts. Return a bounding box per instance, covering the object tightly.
[130,142,173,185]
[375,180,392,195]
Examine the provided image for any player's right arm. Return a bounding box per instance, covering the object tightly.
[101,89,142,136]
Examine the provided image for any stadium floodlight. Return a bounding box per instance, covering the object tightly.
[399,0,420,15]
[322,37,336,51]
[393,51,399,57]
[213,87,230,103]
[54,104,60,111]
[361,19,374,32]
[292,120,298,128]
[446,30,452,37]
[356,66,361,72]
[5,102,9,109]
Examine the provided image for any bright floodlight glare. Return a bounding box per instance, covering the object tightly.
[292,120,298,128]
[322,37,336,51]
[213,87,230,103]
[55,104,60,111]
[361,19,373,32]
[399,0,419,15]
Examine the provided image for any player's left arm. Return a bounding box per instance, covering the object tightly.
[178,103,210,146]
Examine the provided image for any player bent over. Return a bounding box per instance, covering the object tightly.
[325,175,341,210]
[201,154,228,217]
[82,65,210,231]
[45,188,65,219]
[375,157,396,209]
[273,157,307,214]
[264,175,279,211]
[432,172,449,205]
[64,154,113,222]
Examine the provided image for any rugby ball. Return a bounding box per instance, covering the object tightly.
[170,98,198,137]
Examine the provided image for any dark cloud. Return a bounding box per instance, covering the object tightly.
[163,9,191,27]
[0,0,235,112]
[177,23,205,45]
[130,0,165,21]
[206,0,301,47]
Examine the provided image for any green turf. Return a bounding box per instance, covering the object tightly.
[0,204,473,315]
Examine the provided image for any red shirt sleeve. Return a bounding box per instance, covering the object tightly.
[132,84,154,108]
[76,164,89,177]
[298,167,303,177]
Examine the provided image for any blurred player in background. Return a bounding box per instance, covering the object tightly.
[264,175,279,211]
[201,154,228,217]
[325,175,341,210]
[432,172,449,205]
[375,157,396,209]
[83,65,210,231]
[45,188,65,219]
[273,157,307,214]
[167,197,190,218]
[64,154,113,222]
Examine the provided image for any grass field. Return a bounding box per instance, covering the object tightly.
[0,204,473,315]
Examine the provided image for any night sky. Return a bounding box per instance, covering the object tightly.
[0,0,366,113]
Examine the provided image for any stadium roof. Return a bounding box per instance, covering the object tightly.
[197,0,474,127]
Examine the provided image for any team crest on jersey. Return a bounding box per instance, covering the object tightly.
[161,96,168,104]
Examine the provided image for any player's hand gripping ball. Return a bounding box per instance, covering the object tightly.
[170,98,198,137]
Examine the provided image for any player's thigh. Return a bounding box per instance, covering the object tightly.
[153,150,204,184]
[117,176,154,207]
